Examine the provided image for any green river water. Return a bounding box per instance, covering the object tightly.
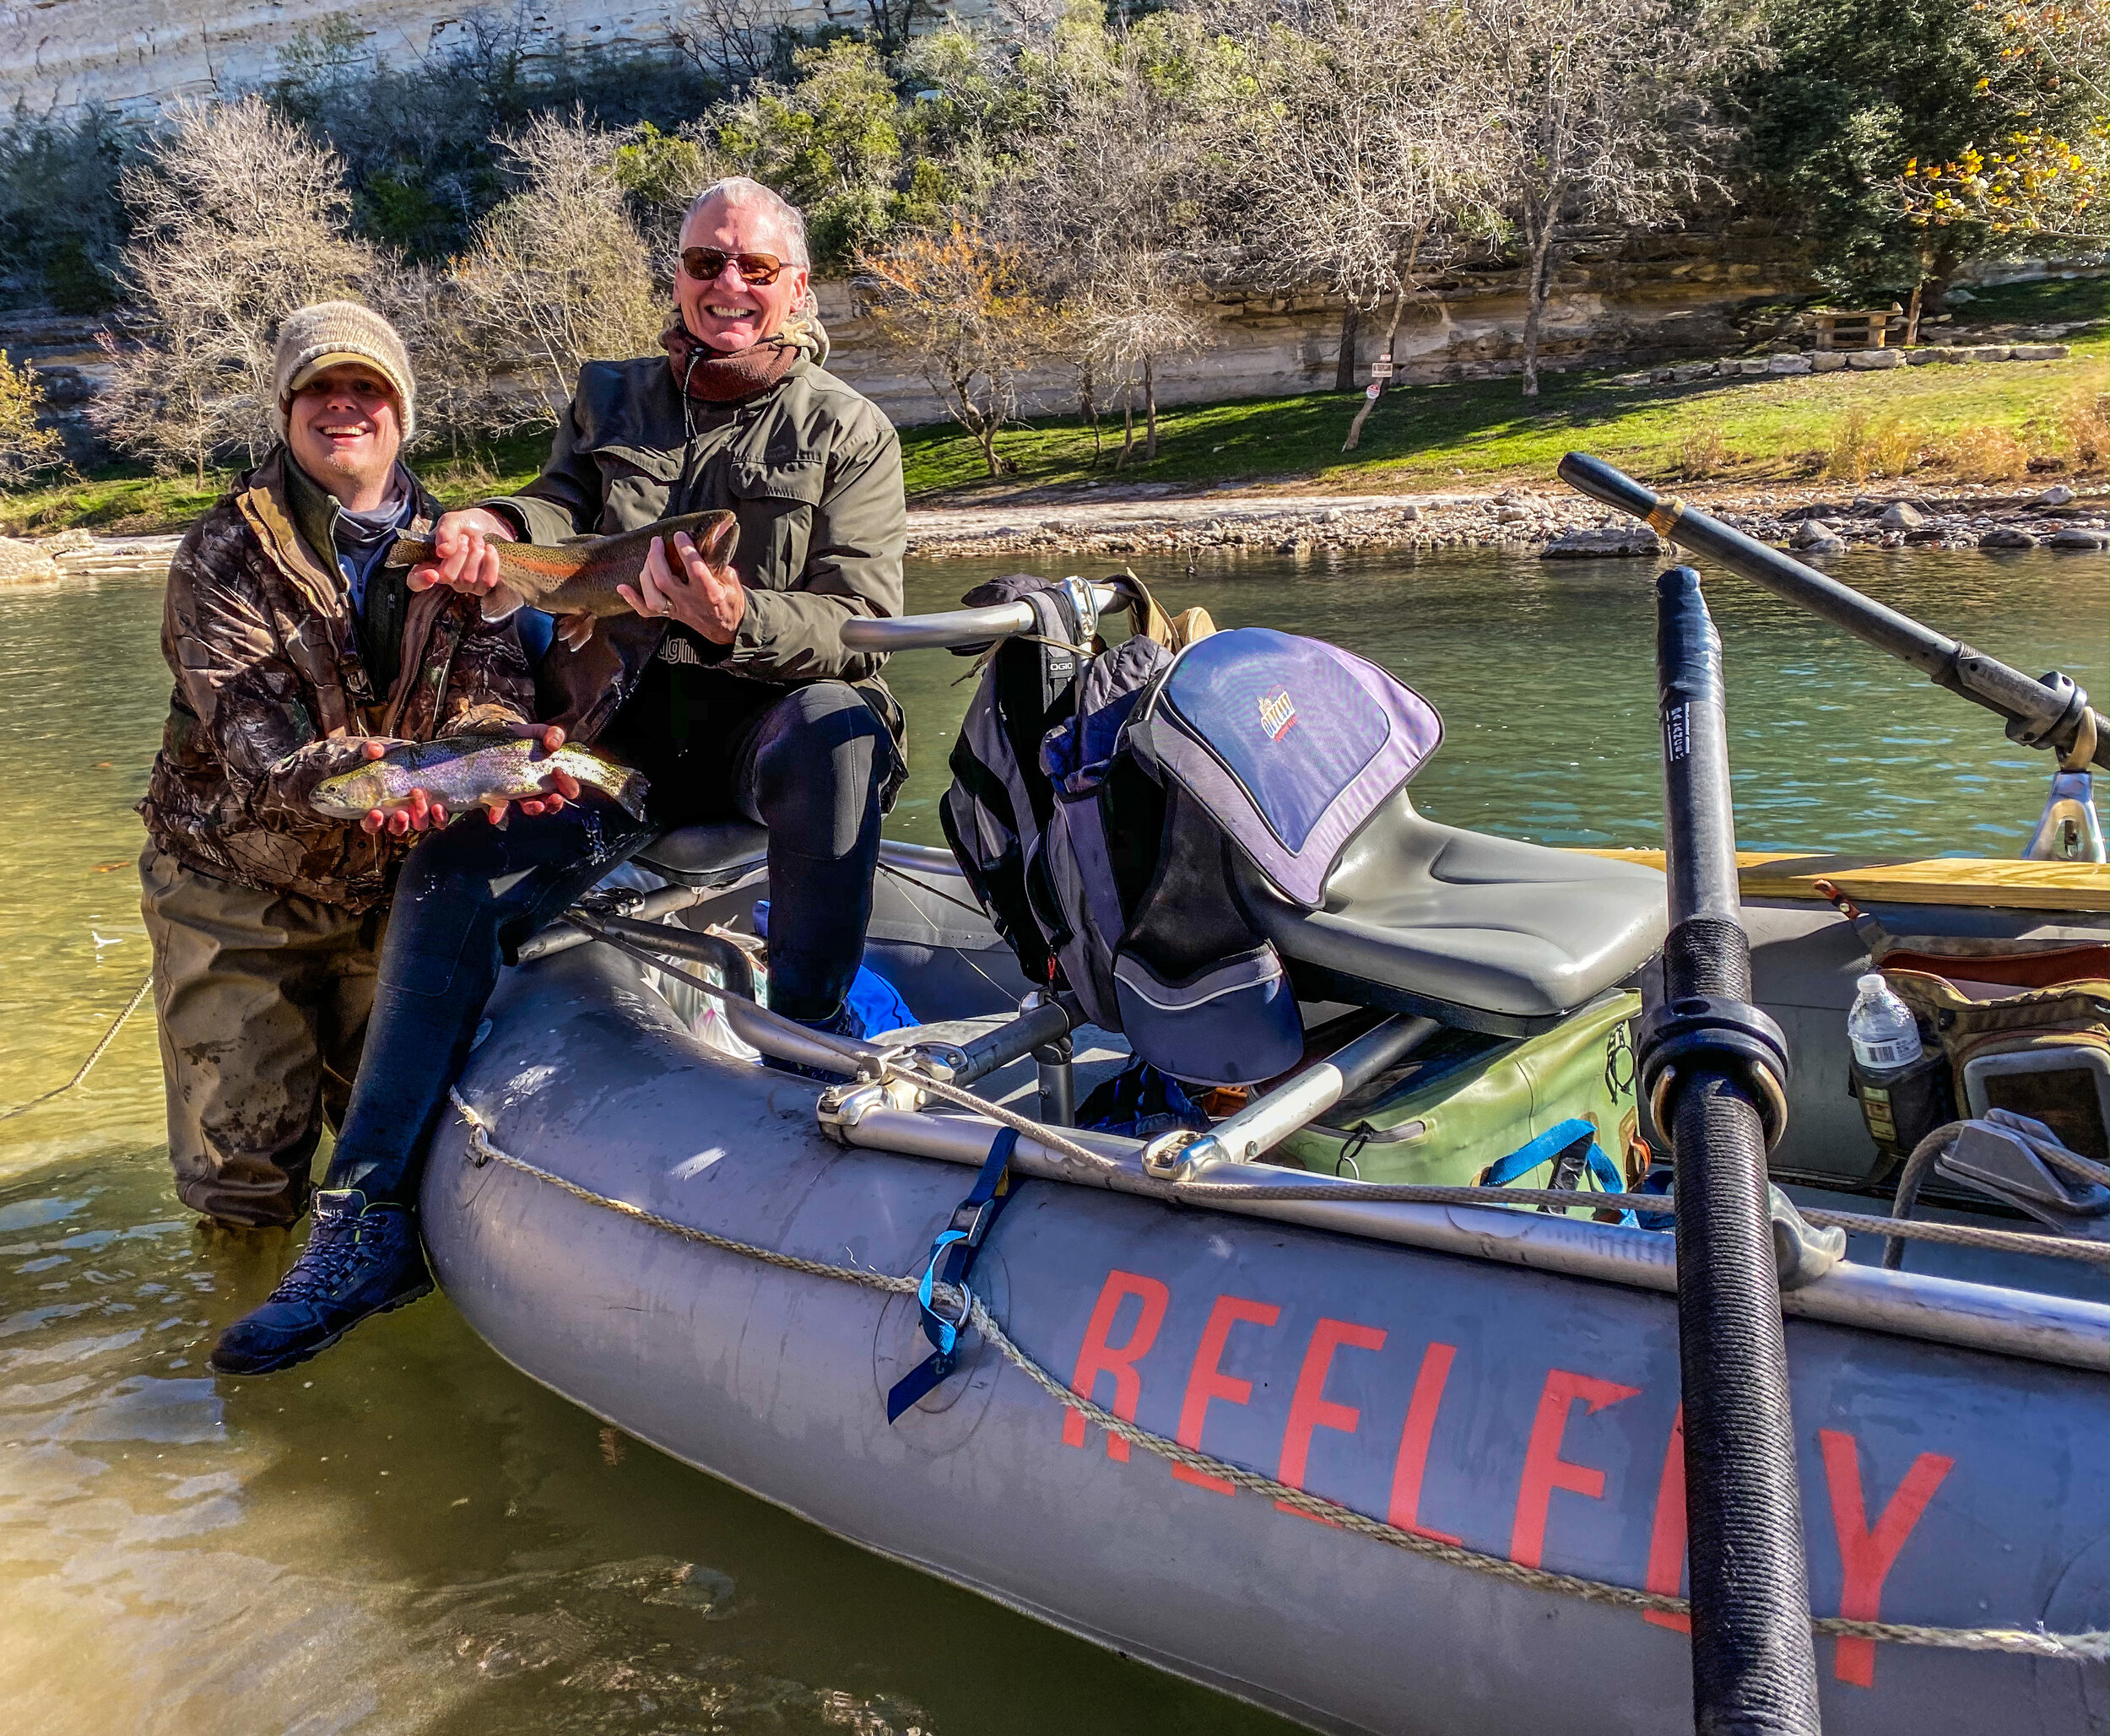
[1,544,2102,1734]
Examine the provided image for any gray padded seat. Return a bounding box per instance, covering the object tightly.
[633,822,771,889]
[1236,792,1667,1035]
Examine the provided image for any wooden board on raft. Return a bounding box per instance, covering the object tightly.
[1577,850,2110,914]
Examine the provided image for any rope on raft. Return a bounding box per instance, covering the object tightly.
[0,972,154,1124]
[446,1087,2109,1667]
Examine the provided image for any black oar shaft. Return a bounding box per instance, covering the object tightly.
[1560,452,2109,771]
[1653,567,1824,1736]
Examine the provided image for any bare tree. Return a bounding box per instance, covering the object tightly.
[1464,0,1731,396]
[861,223,1060,477]
[450,110,667,426]
[993,14,1222,464]
[1204,0,1501,446]
[666,0,798,89]
[1074,273,1208,465]
[92,97,381,482]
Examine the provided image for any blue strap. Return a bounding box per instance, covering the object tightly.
[1481,1118,1638,1228]
[1480,1118,1597,1187]
[887,1128,1020,1423]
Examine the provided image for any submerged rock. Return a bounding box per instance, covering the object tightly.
[1541,526,1667,560]
[1979,527,2038,549]
[2045,527,2109,551]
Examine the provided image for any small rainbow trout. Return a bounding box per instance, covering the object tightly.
[311,734,649,824]
[389,511,738,617]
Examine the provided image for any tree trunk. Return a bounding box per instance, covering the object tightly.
[956,376,1001,479]
[1143,354,1159,461]
[1117,389,1136,469]
[1904,273,1926,348]
[1079,359,1101,467]
[1519,211,1559,399]
[1344,251,1417,452]
[1334,297,1361,393]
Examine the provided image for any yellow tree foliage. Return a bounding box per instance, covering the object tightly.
[860,224,1059,477]
[0,354,67,484]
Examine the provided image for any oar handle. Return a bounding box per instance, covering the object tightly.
[1557,453,2110,772]
[842,584,1123,652]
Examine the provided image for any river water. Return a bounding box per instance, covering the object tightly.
[1,544,2102,1733]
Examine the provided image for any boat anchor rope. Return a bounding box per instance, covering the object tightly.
[445,1088,2108,1666]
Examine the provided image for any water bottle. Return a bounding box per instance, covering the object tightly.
[1847,973,1921,1074]
[1846,972,1952,1161]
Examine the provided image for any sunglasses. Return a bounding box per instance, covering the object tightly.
[679,247,787,285]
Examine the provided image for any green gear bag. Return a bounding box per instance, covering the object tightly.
[1276,991,1644,1194]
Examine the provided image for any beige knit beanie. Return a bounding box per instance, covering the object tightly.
[271,301,416,441]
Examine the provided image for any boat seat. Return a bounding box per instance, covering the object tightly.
[633,822,771,889]
[1235,792,1667,1035]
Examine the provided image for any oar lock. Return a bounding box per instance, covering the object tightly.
[2000,668,2092,763]
[1637,994,1793,1153]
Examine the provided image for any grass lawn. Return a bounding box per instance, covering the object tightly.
[900,323,2107,500]
[0,430,554,538]
[5,279,2102,534]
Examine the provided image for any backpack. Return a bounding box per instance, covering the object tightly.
[943,580,1443,1087]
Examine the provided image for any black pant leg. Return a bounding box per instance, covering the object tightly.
[325,795,654,1205]
[728,683,890,1021]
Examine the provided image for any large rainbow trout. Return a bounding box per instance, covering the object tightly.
[311,734,649,825]
[389,511,738,617]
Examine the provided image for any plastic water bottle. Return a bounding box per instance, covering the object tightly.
[1847,973,1921,1074]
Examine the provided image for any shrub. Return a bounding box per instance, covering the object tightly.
[1822,408,1923,482]
[1680,425,1729,479]
[2059,387,2110,468]
[1930,423,2030,481]
[0,354,66,481]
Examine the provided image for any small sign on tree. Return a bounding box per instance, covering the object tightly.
[1371,354,1395,380]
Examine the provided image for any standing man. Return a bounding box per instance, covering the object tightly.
[138,303,565,1241]
[209,178,907,1376]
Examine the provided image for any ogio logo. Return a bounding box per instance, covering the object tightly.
[1258,688,1297,739]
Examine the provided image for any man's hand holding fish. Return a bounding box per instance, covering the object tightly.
[619,527,745,641]
[341,722,581,835]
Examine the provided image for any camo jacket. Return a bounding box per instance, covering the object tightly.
[138,447,537,911]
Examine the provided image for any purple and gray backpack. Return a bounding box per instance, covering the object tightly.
[944,587,1442,1086]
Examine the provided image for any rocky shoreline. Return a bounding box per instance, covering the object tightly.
[901,478,2110,561]
[4,480,2103,586]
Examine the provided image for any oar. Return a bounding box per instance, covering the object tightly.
[1641,566,1823,1734]
[1557,452,2110,772]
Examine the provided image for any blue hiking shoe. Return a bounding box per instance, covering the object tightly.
[208,1189,431,1376]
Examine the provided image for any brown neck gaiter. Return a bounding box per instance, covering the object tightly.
[662,314,801,403]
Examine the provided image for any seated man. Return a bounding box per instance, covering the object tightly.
[210,177,907,1375]
[138,302,560,1236]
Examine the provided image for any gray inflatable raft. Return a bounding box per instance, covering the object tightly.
[422,839,2108,1736]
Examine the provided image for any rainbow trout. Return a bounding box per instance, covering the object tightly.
[389,511,738,617]
[311,734,649,824]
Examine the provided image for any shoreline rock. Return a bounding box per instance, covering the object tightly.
[900,479,2109,561]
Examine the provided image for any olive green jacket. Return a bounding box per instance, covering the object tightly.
[488,353,906,751]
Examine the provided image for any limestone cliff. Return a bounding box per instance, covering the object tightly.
[0,0,866,116]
